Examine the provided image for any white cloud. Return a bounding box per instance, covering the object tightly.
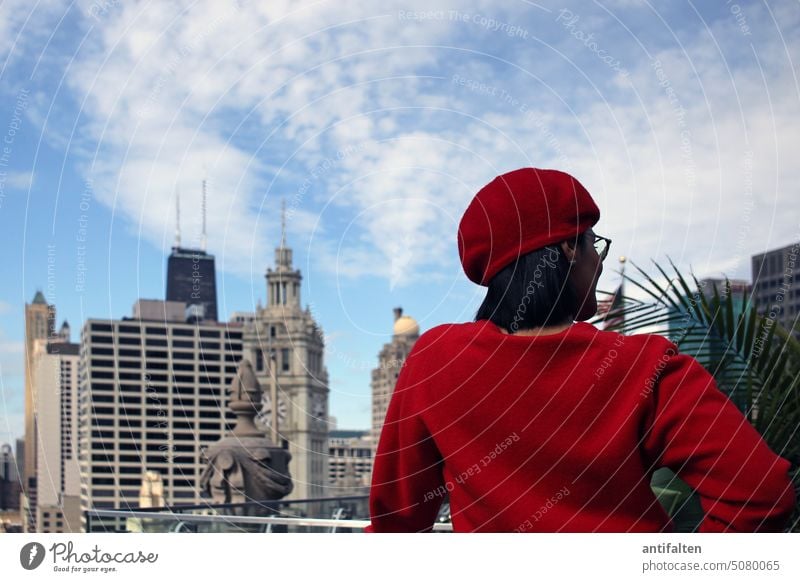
[0,331,24,444]
[65,0,488,278]
[54,0,800,295]
[0,335,24,378]
[0,0,64,62]
[2,170,34,190]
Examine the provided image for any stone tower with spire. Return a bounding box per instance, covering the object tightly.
[371,307,420,444]
[242,200,329,501]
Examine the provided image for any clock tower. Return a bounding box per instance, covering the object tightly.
[243,201,329,501]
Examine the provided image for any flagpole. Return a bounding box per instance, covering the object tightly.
[619,256,626,330]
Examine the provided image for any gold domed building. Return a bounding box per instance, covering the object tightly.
[371,307,420,444]
[392,313,420,337]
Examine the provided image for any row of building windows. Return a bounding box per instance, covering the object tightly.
[101,375,234,388]
[90,333,242,349]
[254,347,292,372]
[85,411,235,425]
[87,441,200,453]
[83,472,201,486]
[91,357,240,369]
[91,372,233,387]
[91,428,224,438]
[90,322,242,338]
[95,383,228,396]
[88,399,230,411]
[754,277,799,291]
[329,448,372,457]
[91,457,206,466]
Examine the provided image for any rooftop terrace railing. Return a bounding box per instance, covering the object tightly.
[84,495,454,533]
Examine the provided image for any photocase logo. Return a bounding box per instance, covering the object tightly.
[20,542,46,570]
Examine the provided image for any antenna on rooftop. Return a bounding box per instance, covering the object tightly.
[201,178,208,251]
[280,197,287,248]
[174,187,181,249]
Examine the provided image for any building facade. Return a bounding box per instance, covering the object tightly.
[166,247,219,322]
[229,311,257,325]
[0,443,21,512]
[33,338,82,533]
[327,430,372,497]
[752,242,800,339]
[23,291,56,530]
[78,301,244,531]
[371,307,420,443]
[242,222,329,501]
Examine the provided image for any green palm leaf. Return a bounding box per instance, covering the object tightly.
[591,258,800,531]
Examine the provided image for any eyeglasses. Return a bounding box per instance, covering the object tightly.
[592,233,612,261]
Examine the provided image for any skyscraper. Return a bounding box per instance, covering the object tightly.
[23,290,56,531]
[33,337,81,532]
[243,205,330,501]
[0,443,21,511]
[371,307,420,444]
[78,301,243,532]
[165,181,218,322]
[165,248,219,322]
[752,242,800,339]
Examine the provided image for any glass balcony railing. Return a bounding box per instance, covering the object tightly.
[84,496,454,533]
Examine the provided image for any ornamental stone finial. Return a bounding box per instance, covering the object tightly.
[199,359,293,507]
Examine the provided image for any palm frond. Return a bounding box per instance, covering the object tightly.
[591,259,800,531]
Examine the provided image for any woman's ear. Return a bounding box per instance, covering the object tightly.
[560,239,577,263]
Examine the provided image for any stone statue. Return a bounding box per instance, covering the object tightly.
[200,359,293,507]
[138,471,165,508]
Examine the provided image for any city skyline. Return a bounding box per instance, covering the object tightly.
[3,1,800,445]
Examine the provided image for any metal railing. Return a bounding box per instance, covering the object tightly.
[83,496,454,533]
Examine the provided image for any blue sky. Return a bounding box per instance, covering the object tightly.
[1,0,799,444]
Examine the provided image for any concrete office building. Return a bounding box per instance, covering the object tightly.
[229,311,257,325]
[33,336,82,533]
[78,300,243,531]
[0,442,22,531]
[0,443,21,511]
[752,242,800,339]
[243,210,330,501]
[327,430,372,497]
[371,307,420,443]
[23,291,56,530]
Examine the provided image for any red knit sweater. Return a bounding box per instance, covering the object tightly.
[367,320,796,532]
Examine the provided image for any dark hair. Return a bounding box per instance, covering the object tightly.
[475,232,587,332]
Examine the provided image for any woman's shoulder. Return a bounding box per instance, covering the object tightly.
[411,321,472,350]
[577,323,678,356]
[405,321,489,360]
[412,321,681,359]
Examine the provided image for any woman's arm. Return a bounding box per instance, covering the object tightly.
[366,357,445,533]
[642,348,795,532]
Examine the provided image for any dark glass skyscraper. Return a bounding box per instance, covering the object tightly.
[166,247,218,322]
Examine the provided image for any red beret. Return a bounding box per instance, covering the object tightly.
[458,168,600,286]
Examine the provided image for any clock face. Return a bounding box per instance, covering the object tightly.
[310,393,327,430]
[311,395,326,419]
[257,393,288,430]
